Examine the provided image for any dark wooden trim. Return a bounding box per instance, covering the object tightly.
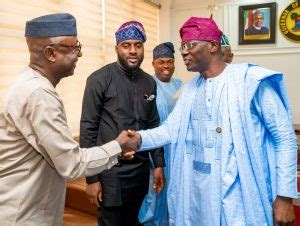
[239,2,277,45]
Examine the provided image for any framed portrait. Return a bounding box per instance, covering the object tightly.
[239,2,277,44]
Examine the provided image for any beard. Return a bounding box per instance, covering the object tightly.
[60,62,76,77]
[117,54,144,72]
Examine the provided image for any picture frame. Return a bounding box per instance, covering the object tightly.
[239,2,277,45]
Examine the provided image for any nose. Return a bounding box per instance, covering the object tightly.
[163,62,170,69]
[129,45,137,54]
[180,48,189,56]
[77,50,82,57]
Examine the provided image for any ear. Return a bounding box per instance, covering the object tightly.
[229,53,234,63]
[209,41,219,53]
[152,60,155,67]
[43,46,56,62]
[115,45,118,54]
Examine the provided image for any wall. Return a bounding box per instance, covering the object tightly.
[160,0,300,123]
[0,0,105,135]
[0,0,159,135]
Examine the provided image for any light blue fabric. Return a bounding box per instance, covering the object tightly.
[183,72,225,225]
[153,76,183,121]
[139,75,183,226]
[138,63,297,226]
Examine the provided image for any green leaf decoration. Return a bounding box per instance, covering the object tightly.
[291,13,298,19]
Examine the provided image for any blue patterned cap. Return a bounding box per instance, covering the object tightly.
[25,13,77,37]
[221,34,230,46]
[153,42,175,60]
[115,21,146,44]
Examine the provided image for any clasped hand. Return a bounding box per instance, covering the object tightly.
[115,130,141,159]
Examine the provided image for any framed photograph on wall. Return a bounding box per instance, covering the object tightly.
[239,2,277,44]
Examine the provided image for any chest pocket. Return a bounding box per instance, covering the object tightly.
[144,98,154,111]
[139,93,155,120]
[201,127,216,149]
[201,124,222,160]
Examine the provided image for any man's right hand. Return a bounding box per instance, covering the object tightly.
[127,130,141,144]
[86,182,102,207]
[115,130,140,152]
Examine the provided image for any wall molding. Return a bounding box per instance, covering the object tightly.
[234,46,300,56]
[171,0,274,11]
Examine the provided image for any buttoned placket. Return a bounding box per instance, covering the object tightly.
[131,75,140,131]
[206,78,213,118]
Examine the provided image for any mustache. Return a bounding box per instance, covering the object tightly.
[117,54,144,70]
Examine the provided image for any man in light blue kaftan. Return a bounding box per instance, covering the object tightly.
[135,17,298,226]
[139,42,183,226]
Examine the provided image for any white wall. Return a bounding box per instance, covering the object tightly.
[159,0,300,123]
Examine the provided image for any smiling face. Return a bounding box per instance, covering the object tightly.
[152,57,175,82]
[116,40,144,71]
[49,36,82,77]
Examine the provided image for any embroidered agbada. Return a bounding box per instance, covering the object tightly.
[139,75,183,226]
[0,67,121,226]
[138,63,297,226]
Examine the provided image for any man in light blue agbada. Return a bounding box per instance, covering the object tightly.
[133,17,297,226]
[139,42,183,226]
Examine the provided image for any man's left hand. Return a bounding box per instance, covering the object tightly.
[273,196,295,226]
[153,167,165,193]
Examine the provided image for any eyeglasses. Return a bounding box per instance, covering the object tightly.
[179,41,203,52]
[48,40,82,53]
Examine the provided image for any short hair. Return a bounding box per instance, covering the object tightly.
[253,10,264,18]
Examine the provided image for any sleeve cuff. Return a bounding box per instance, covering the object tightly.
[86,176,99,184]
[153,156,166,168]
[152,148,166,167]
[100,140,121,169]
[101,140,122,156]
[277,186,298,199]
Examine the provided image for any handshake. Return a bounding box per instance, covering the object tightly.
[115,130,141,159]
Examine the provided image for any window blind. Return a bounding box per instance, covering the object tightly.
[0,0,159,134]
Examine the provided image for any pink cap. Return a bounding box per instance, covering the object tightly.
[179,17,223,44]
